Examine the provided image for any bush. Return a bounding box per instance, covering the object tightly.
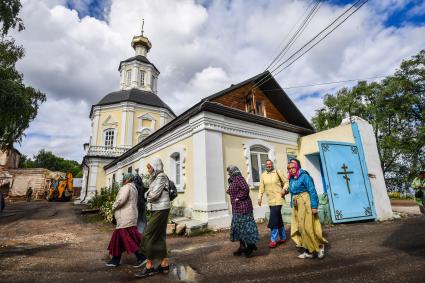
[388,192,413,200]
[88,183,119,222]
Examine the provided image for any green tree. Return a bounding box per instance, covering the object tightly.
[0,0,46,150]
[20,149,82,177]
[312,50,425,192]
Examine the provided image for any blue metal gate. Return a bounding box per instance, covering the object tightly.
[318,141,376,223]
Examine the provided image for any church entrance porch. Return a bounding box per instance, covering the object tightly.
[319,141,376,223]
[299,118,393,223]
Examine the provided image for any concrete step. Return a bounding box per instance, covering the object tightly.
[170,217,208,236]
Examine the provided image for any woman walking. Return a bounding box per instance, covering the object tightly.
[258,159,288,248]
[288,159,327,259]
[133,174,148,233]
[106,174,147,267]
[135,158,171,278]
[227,165,259,257]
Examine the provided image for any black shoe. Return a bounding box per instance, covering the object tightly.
[233,246,245,256]
[105,260,120,267]
[244,247,254,258]
[134,267,156,278]
[157,264,170,274]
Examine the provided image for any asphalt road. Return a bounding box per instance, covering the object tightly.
[0,201,424,283]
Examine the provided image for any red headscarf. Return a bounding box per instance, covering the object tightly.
[288,160,300,179]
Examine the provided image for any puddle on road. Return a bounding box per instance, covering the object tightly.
[169,263,199,282]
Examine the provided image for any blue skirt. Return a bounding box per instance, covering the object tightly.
[230,212,259,245]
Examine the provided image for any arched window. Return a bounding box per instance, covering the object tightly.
[169,149,185,192]
[140,70,145,86]
[170,152,181,186]
[126,70,131,85]
[250,145,269,183]
[104,128,116,148]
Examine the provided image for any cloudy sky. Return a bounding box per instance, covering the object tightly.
[11,0,425,161]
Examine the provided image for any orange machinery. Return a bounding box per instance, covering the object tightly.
[47,172,73,201]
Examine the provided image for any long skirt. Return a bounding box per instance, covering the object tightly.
[268,205,283,229]
[107,226,141,257]
[290,192,327,253]
[140,209,170,260]
[230,212,259,245]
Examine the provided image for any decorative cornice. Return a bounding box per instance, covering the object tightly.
[106,111,299,174]
[92,102,175,119]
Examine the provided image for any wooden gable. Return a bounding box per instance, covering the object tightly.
[210,82,287,122]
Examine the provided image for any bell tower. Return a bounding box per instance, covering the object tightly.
[119,20,159,93]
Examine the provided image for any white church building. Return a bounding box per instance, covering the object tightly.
[80,29,393,228]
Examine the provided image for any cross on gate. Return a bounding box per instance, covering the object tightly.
[337,163,354,194]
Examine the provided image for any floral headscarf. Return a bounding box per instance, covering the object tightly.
[123,173,134,183]
[288,159,300,179]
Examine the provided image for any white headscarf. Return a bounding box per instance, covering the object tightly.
[151,158,164,174]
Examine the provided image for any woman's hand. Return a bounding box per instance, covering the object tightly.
[312,208,318,214]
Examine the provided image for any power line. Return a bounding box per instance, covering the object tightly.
[273,0,370,77]
[269,0,364,74]
[267,1,321,71]
[252,0,368,91]
[264,0,317,70]
[261,75,388,90]
[257,1,322,90]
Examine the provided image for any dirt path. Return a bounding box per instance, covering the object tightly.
[0,201,424,283]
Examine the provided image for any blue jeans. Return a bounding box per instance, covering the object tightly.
[271,227,286,242]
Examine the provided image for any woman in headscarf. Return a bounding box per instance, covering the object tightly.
[227,165,259,257]
[133,174,148,234]
[258,159,289,248]
[288,159,327,259]
[106,173,147,267]
[135,158,171,278]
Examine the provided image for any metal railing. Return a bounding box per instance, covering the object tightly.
[86,145,130,157]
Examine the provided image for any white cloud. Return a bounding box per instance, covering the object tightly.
[17,99,91,161]
[12,0,425,161]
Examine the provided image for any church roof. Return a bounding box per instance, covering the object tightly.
[91,88,175,116]
[203,71,314,130]
[118,55,159,73]
[104,71,315,170]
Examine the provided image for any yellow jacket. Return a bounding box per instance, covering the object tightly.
[259,169,289,206]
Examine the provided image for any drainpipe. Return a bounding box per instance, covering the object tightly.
[81,159,90,203]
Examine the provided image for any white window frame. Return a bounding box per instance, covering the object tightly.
[140,70,145,86]
[126,70,131,85]
[242,139,276,188]
[103,128,116,148]
[250,145,269,184]
[168,148,186,192]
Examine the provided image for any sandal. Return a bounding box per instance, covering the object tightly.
[157,264,170,274]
